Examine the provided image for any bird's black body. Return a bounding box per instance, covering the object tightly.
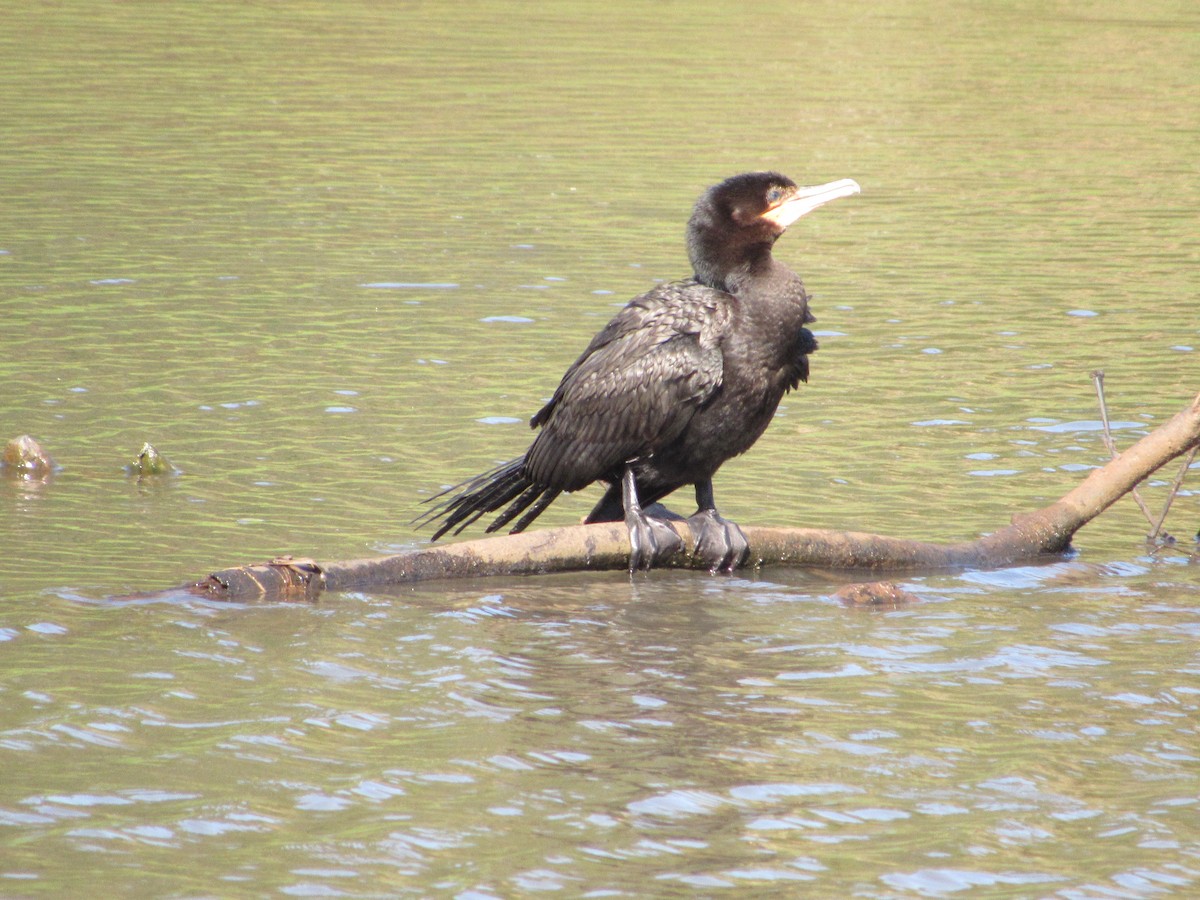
[419,171,859,572]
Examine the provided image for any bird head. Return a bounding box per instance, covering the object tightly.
[688,172,860,289]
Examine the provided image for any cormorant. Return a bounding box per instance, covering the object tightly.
[418,172,860,573]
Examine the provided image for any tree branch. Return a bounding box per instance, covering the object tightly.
[173,390,1200,602]
[1092,370,1157,527]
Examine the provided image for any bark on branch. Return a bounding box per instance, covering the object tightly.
[177,390,1200,602]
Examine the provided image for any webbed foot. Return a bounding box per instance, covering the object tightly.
[625,508,685,573]
[620,464,683,573]
[687,508,749,574]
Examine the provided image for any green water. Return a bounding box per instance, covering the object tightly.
[2,1,1199,895]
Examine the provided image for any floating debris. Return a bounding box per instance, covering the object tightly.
[834,581,918,607]
[2,435,57,480]
[125,442,178,476]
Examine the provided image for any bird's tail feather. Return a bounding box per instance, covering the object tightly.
[414,456,559,540]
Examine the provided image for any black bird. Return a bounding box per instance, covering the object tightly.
[418,172,860,572]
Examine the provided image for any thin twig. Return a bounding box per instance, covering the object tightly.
[1091,370,1157,530]
[1149,445,1197,541]
[1092,370,1119,457]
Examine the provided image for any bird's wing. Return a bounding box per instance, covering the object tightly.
[524,283,729,490]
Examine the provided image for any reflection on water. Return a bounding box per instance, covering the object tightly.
[1,0,1198,894]
[3,566,1199,895]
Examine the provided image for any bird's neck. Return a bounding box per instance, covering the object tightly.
[690,237,777,294]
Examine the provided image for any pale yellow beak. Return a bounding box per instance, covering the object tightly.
[761,178,861,228]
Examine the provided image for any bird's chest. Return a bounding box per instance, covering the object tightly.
[721,298,813,390]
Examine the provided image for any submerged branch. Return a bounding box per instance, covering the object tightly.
[1150,446,1198,542]
[173,390,1200,602]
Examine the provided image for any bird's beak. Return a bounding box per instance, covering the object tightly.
[762,178,861,229]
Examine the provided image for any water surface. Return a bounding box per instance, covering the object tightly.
[2,0,1198,895]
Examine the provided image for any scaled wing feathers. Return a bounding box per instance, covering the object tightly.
[525,283,728,490]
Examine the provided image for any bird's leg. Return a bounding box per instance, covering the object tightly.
[687,480,750,574]
[622,465,683,573]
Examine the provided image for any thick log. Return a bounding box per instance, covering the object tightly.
[183,391,1200,602]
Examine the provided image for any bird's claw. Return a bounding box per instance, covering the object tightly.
[687,509,749,574]
[626,512,684,574]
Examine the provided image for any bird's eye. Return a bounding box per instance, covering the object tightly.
[766,187,784,205]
